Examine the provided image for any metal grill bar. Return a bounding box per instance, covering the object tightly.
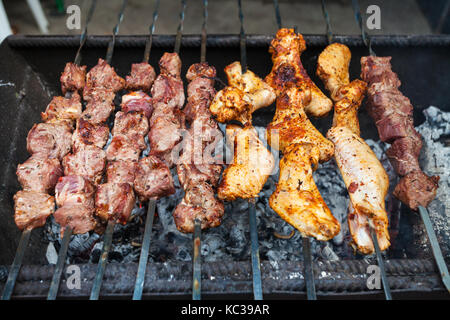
[47,226,72,300]
[1,229,31,300]
[143,0,160,63]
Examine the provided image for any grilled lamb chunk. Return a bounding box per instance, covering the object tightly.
[95,182,135,225]
[84,58,125,93]
[125,62,156,92]
[72,118,110,151]
[62,145,106,185]
[385,134,422,176]
[134,156,175,201]
[60,62,87,95]
[151,53,184,109]
[14,190,55,230]
[112,111,149,150]
[27,122,73,160]
[55,175,95,208]
[159,52,182,77]
[106,160,137,186]
[106,134,142,163]
[16,155,63,193]
[41,93,82,126]
[121,91,153,118]
[81,89,116,124]
[177,163,222,189]
[54,204,96,236]
[393,170,440,210]
[173,182,224,233]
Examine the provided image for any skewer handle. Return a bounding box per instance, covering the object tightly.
[105,0,128,64]
[237,0,247,73]
[302,237,317,300]
[143,0,160,63]
[192,218,202,300]
[321,0,333,44]
[273,0,282,30]
[47,226,73,300]
[74,0,97,65]
[1,229,32,300]
[133,199,157,300]
[249,201,263,300]
[418,206,450,292]
[200,0,208,63]
[174,0,187,55]
[351,0,376,56]
[370,227,392,300]
[89,220,115,300]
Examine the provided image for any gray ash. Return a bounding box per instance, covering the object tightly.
[44,107,450,265]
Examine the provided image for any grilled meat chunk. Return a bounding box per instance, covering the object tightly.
[112,111,149,150]
[134,156,175,201]
[210,61,276,124]
[173,182,224,233]
[84,58,125,93]
[269,143,340,241]
[106,160,137,186]
[27,122,73,160]
[72,118,110,151]
[121,91,153,118]
[265,28,332,117]
[81,89,116,124]
[328,127,390,252]
[218,124,275,201]
[361,55,440,209]
[55,175,95,208]
[125,62,156,92]
[60,62,87,94]
[16,155,63,193]
[54,204,96,236]
[95,182,135,225]
[14,190,55,230]
[63,145,106,185]
[106,134,142,163]
[41,93,82,126]
[266,87,334,162]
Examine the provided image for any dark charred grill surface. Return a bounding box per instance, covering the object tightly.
[0,35,449,298]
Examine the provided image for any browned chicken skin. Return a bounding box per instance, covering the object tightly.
[317,43,390,254]
[265,28,332,118]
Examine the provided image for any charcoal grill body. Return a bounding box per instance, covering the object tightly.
[0,35,449,299]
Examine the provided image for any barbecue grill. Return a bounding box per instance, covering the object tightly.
[0,0,449,300]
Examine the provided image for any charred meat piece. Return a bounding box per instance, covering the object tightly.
[265,28,332,117]
[27,122,73,160]
[106,160,137,186]
[72,118,110,151]
[112,111,149,150]
[106,134,142,163]
[14,190,55,230]
[60,62,87,94]
[81,89,116,124]
[63,145,106,185]
[54,204,96,236]
[361,55,440,209]
[159,52,182,78]
[84,58,125,93]
[173,182,224,233]
[41,92,82,126]
[134,156,175,201]
[95,182,135,225]
[55,175,95,208]
[121,91,153,118]
[16,155,63,193]
[125,62,156,92]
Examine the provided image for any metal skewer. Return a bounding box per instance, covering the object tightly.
[74,0,98,66]
[350,0,392,300]
[89,0,128,300]
[192,0,207,301]
[237,0,263,300]
[1,229,31,300]
[132,0,161,301]
[174,0,187,55]
[272,0,282,30]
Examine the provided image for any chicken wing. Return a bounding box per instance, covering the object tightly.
[218,124,275,201]
[269,143,340,241]
[265,28,332,117]
[210,61,276,124]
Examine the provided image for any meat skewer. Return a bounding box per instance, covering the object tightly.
[2,0,98,301]
[351,0,449,293]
